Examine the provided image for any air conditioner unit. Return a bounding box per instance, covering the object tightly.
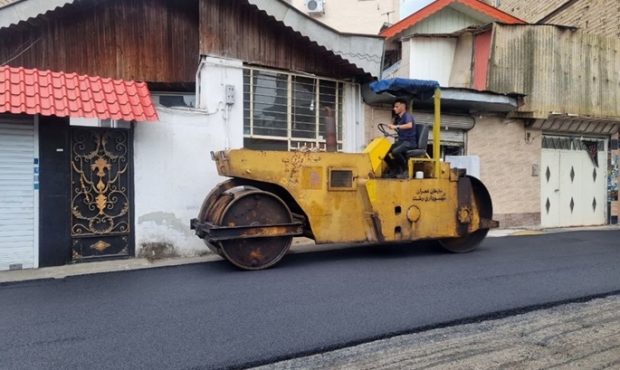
[304,0,325,14]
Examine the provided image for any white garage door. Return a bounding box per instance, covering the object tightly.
[0,118,37,270]
[541,136,607,227]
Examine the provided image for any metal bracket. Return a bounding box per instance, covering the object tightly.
[191,219,304,241]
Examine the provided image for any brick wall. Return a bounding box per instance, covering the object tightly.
[486,0,620,38]
[545,0,620,38]
[484,0,565,22]
[467,116,542,227]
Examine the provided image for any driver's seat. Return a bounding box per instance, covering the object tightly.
[406,124,429,158]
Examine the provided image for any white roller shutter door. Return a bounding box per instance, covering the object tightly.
[0,118,36,270]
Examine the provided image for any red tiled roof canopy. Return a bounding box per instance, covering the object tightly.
[0,65,158,122]
[380,0,525,39]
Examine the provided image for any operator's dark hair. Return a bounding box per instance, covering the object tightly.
[394,97,408,109]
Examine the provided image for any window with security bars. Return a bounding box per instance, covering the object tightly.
[542,136,605,151]
[243,68,344,151]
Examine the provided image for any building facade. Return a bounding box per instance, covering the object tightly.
[0,0,382,271]
[376,0,620,227]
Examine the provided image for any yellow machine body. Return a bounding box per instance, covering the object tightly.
[211,142,489,244]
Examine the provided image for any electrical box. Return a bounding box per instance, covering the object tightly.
[225,85,235,105]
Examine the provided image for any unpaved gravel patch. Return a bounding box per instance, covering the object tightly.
[252,295,620,370]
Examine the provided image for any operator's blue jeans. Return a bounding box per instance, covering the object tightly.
[388,140,416,172]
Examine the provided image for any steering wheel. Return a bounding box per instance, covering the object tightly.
[378,123,398,138]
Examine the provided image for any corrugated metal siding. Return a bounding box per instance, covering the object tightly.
[404,7,483,36]
[414,111,474,133]
[409,38,457,86]
[488,24,620,119]
[0,118,35,270]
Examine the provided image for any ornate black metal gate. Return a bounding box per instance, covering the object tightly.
[70,127,133,261]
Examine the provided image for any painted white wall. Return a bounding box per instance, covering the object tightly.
[409,37,457,86]
[288,0,399,34]
[197,56,244,150]
[133,56,244,258]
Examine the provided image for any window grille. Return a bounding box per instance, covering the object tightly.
[243,67,345,151]
[542,136,605,151]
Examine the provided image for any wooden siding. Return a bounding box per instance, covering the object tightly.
[0,0,199,84]
[199,0,363,80]
[488,24,620,119]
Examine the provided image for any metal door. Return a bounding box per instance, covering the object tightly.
[70,127,133,261]
[541,149,560,227]
[0,118,36,270]
[541,137,607,227]
[558,150,583,227]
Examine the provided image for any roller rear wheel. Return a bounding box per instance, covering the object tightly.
[218,189,293,270]
[439,228,489,253]
[439,176,493,253]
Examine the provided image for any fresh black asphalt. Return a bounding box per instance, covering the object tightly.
[1,230,619,369]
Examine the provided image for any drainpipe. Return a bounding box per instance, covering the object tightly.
[195,57,207,109]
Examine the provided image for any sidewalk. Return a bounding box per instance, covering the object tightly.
[1,225,618,285]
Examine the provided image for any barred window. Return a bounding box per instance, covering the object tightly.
[542,136,605,151]
[243,68,344,151]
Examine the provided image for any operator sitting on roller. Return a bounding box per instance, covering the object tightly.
[386,97,417,177]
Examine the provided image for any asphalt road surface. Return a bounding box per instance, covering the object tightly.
[1,230,619,370]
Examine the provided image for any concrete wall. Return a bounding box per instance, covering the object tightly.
[467,115,542,227]
[287,0,399,34]
[133,56,244,258]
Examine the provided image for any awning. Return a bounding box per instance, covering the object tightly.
[365,78,520,113]
[0,65,158,122]
[370,78,440,100]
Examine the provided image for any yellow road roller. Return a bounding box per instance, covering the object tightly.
[191,79,498,270]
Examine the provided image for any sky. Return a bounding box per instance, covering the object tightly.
[400,0,434,19]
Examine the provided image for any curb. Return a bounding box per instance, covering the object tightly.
[1,226,618,285]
